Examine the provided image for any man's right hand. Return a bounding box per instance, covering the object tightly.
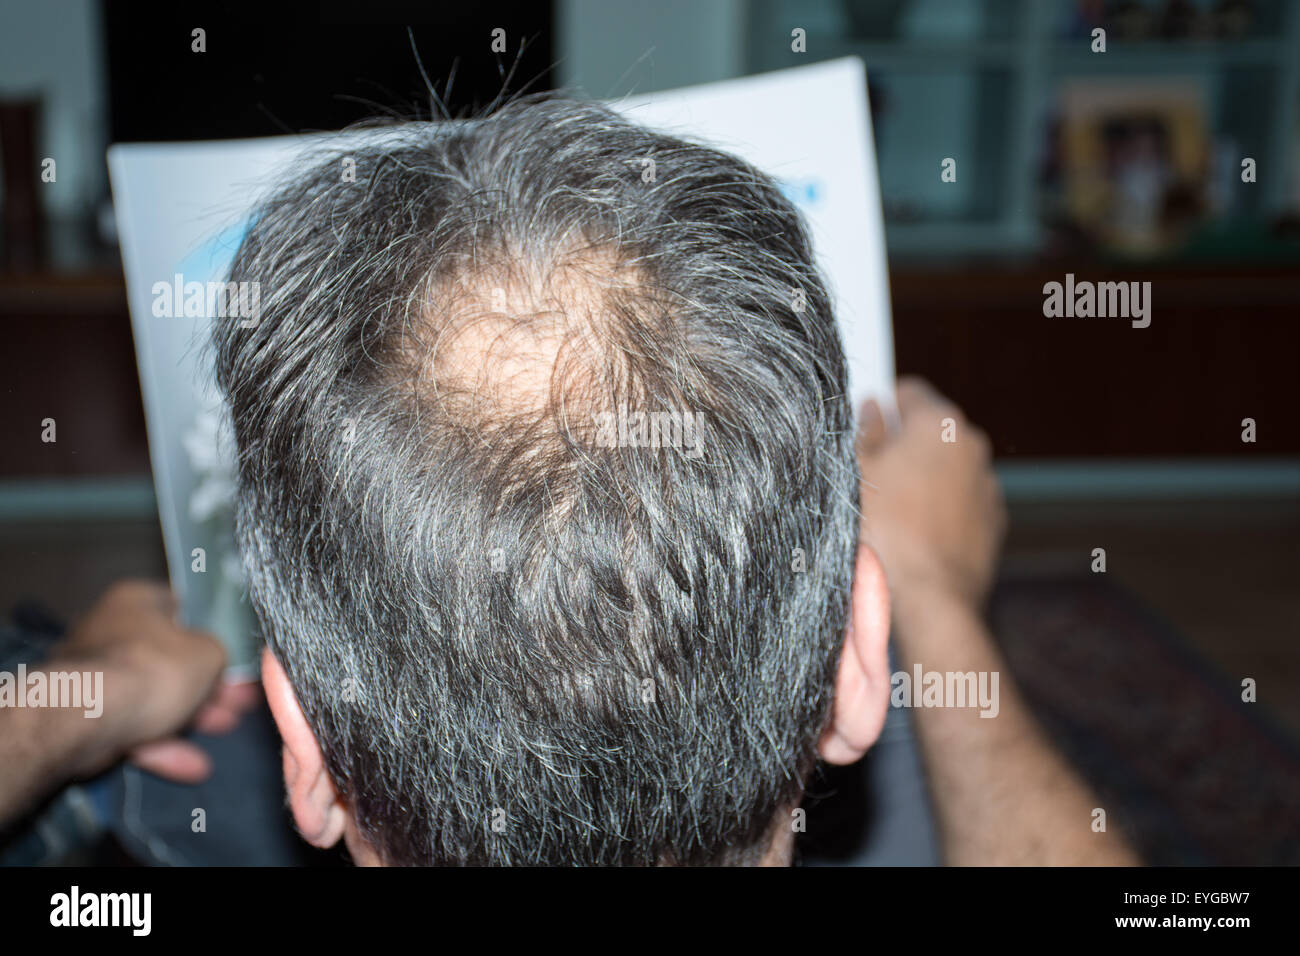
[854,379,1139,864]
[856,376,1006,614]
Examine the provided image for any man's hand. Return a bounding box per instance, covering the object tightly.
[0,580,251,826]
[857,376,1006,613]
[852,380,1138,864]
[0,580,241,827]
[52,580,234,783]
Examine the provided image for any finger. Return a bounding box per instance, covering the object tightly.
[895,376,949,418]
[121,579,180,617]
[215,679,263,713]
[191,678,260,734]
[128,738,213,783]
[183,630,229,686]
[192,701,241,735]
[856,398,889,458]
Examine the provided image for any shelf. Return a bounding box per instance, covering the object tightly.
[1046,39,1287,73]
[745,0,1300,260]
[811,39,1021,71]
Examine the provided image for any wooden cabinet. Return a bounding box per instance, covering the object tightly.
[891,263,1300,456]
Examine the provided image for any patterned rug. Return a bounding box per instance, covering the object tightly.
[990,575,1300,865]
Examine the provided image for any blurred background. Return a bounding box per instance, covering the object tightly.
[0,0,1297,864]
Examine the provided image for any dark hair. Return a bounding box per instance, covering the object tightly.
[214,93,858,865]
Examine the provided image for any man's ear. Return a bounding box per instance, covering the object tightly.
[818,545,892,765]
[261,647,348,849]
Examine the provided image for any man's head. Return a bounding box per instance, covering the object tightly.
[215,94,891,866]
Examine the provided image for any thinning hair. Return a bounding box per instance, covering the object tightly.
[214,93,859,865]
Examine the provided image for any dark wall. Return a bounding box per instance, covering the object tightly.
[104,2,556,142]
[892,263,1300,456]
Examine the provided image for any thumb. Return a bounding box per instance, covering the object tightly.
[857,398,889,459]
[128,738,213,784]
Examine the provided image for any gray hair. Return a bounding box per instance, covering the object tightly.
[214,93,858,865]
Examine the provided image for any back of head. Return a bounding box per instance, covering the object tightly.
[214,93,859,865]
